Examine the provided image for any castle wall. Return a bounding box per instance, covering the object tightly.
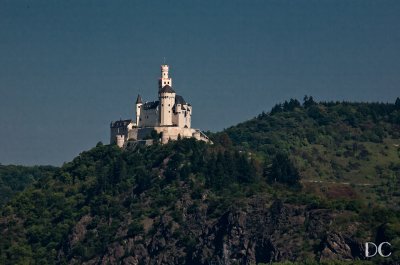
[127,126,210,144]
[110,127,120,144]
[172,104,192,128]
[186,106,192,128]
[110,121,133,144]
[136,103,142,126]
[116,135,125,148]
[127,128,138,141]
[137,127,157,139]
[178,111,185,127]
[140,107,159,127]
[152,127,202,144]
[159,93,175,126]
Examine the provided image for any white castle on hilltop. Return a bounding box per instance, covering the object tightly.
[110,64,210,147]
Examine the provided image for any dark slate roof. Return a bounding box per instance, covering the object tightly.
[175,95,186,105]
[136,94,143,104]
[143,101,159,110]
[159,85,175,94]
[110,119,133,128]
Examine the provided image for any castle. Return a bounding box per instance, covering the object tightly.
[110,64,210,147]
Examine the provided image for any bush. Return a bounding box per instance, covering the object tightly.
[127,220,144,237]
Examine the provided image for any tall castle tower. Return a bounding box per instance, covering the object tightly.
[158,65,175,126]
[159,64,172,89]
[135,94,142,127]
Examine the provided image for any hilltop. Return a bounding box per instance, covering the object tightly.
[214,97,400,209]
[1,97,400,265]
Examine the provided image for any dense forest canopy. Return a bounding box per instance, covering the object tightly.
[0,165,57,207]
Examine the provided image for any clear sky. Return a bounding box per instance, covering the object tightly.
[0,0,399,166]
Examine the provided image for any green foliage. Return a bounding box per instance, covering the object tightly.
[221,99,399,156]
[127,220,144,237]
[268,152,300,186]
[1,98,400,264]
[0,165,57,207]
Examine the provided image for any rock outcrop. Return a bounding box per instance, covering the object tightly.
[65,199,366,265]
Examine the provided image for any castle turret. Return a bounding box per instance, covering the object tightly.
[158,65,175,126]
[159,64,172,89]
[159,85,175,126]
[135,94,143,127]
[116,135,125,148]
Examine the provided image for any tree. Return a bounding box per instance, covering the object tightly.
[113,158,127,184]
[284,98,301,111]
[395,97,400,109]
[270,103,283,114]
[269,153,300,187]
[135,167,151,193]
[127,221,144,237]
[180,165,190,180]
[236,154,255,183]
[218,133,232,147]
[303,95,316,108]
[150,130,160,143]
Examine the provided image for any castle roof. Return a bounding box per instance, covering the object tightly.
[159,85,175,94]
[175,95,186,105]
[136,94,143,104]
[143,101,159,110]
[110,119,133,128]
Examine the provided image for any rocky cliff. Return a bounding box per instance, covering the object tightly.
[61,196,367,265]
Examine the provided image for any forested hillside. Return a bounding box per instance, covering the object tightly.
[1,98,399,265]
[0,165,57,207]
[214,97,400,208]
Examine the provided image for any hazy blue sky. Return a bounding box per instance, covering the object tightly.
[0,0,399,165]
